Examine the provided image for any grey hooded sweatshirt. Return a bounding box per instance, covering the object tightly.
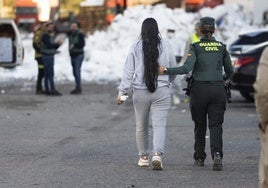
[118,39,177,95]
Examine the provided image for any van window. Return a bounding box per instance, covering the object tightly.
[16,7,38,14]
[0,23,16,63]
[0,24,16,40]
[0,38,13,62]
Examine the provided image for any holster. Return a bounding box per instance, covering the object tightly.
[225,80,232,103]
[183,76,193,96]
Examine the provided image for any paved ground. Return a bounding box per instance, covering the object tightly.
[0,81,260,188]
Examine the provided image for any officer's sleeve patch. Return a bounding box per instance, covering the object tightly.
[187,53,192,56]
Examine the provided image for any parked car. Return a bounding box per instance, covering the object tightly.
[229,30,268,101]
[0,18,24,68]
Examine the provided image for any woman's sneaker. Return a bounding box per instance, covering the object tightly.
[152,154,163,170]
[194,159,205,166]
[138,156,149,167]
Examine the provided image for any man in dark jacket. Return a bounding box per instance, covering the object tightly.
[68,22,85,94]
[41,21,62,96]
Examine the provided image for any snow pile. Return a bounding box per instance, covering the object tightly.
[0,3,267,83]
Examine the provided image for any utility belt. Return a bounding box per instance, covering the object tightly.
[194,80,224,84]
[183,77,232,103]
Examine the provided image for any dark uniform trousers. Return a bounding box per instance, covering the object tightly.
[190,81,226,160]
[35,57,45,91]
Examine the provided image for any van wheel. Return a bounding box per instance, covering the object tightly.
[239,91,254,102]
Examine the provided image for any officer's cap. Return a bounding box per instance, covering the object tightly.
[200,17,215,28]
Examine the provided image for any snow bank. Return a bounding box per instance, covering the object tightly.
[0,3,267,84]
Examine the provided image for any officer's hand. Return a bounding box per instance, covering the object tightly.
[69,44,74,50]
[57,40,63,45]
[158,66,166,75]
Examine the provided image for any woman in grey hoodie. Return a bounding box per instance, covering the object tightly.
[117,18,177,170]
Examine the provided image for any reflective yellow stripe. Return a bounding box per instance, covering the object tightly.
[38,65,44,69]
[35,54,42,58]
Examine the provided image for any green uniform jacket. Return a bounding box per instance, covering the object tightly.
[167,37,234,81]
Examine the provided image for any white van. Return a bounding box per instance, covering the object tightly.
[0,18,24,68]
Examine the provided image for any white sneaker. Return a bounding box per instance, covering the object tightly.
[152,155,163,170]
[138,156,149,167]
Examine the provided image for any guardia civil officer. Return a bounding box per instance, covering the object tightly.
[158,17,234,171]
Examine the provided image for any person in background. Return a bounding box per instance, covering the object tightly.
[254,46,268,188]
[166,28,182,105]
[41,21,62,96]
[33,22,46,94]
[180,21,202,101]
[158,17,234,171]
[68,22,85,94]
[190,21,202,43]
[117,18,177,170]
[181,21,202,63]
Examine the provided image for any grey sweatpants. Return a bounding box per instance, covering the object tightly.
[132,86,171,156]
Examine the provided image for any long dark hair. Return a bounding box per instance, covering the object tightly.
[141,18,161,93]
